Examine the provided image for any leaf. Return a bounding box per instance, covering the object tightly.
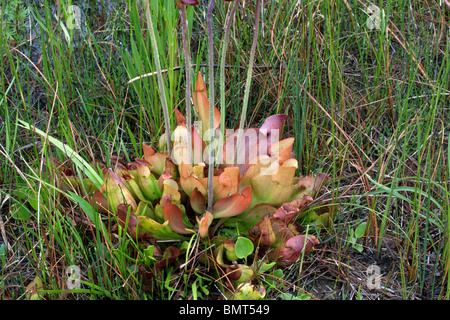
[190,188,206,214]
[221,114,289,173]
[208,166,240,202]
[162,199,194,235]
[14,187,39,211]
[231,264,254,285]
[348,228,355,244]
[223,240,238,261]
[101,168,138,213]
[259,261,276,273]
[83,189,110,214]
[11,203,32,221]
[142,143,169,176]
[355,222,367,239]
[265,268,283,289]
[0,244,7,256]
[179,163,207,197]
[17,119,103,189]
[269,137,295,164]
[145,224,187,240]
[290,173,330,201]
[233,282,266,300]
[155,246,182,271]
[278,292,311,300]
[268,234,320,266]
[234,204,277,233]
[25,277,44,300]
[212,186,253,219]
[193,72,221,136]
[248,218,277,248]
[235,236,254,260]
[250,161,297,206]
[196,211,213,238]
[137,215,170,234]
[143,245,157,266]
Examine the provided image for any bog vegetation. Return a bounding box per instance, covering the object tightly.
[0,0,449,300]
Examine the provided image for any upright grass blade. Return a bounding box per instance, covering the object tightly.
[143,0,172,156]
[0,76,15,154]
[446,136,450,299]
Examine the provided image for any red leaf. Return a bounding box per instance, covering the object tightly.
[221,114,289,174]
[84,189,110,213]
[196,211,213,238]
[193,72,220,136]
[117,204,138,236]
[190,188,206,214]
[273,196,313,223]
[162,199,193,235]
[269,234,319,266]
[212,186,253,218]
[155,246,182,271]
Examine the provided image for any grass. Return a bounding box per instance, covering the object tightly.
[0,0,449,300]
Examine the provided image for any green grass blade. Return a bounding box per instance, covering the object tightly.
[16,119,103,189]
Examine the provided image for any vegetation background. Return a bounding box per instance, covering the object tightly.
[0,0,449,299]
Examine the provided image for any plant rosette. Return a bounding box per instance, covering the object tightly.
[54,73,330,296]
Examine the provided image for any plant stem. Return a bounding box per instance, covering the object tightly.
[207,0,216,212]
[143,0,172,155]
[217,0,240,166]
[235,0,261,165]
[180,5,193,164]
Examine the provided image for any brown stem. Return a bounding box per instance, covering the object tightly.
[180,5,193,164]
[207,0,216,213]
[235,0,261,165]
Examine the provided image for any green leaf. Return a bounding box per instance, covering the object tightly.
[265,268,284,289]
[14,187,39,211]
[348,227,355,241]
[278,292,311,300]
[17,119,103,189]
[260,261,277,273]
[11,203,32,221]
[355,222,367,239]
[0,243,7,260]
[233,204,277,233]
[273,268,283,278]
[233,283,266,300]
[143,245,157,266]
[235,236,254,260]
